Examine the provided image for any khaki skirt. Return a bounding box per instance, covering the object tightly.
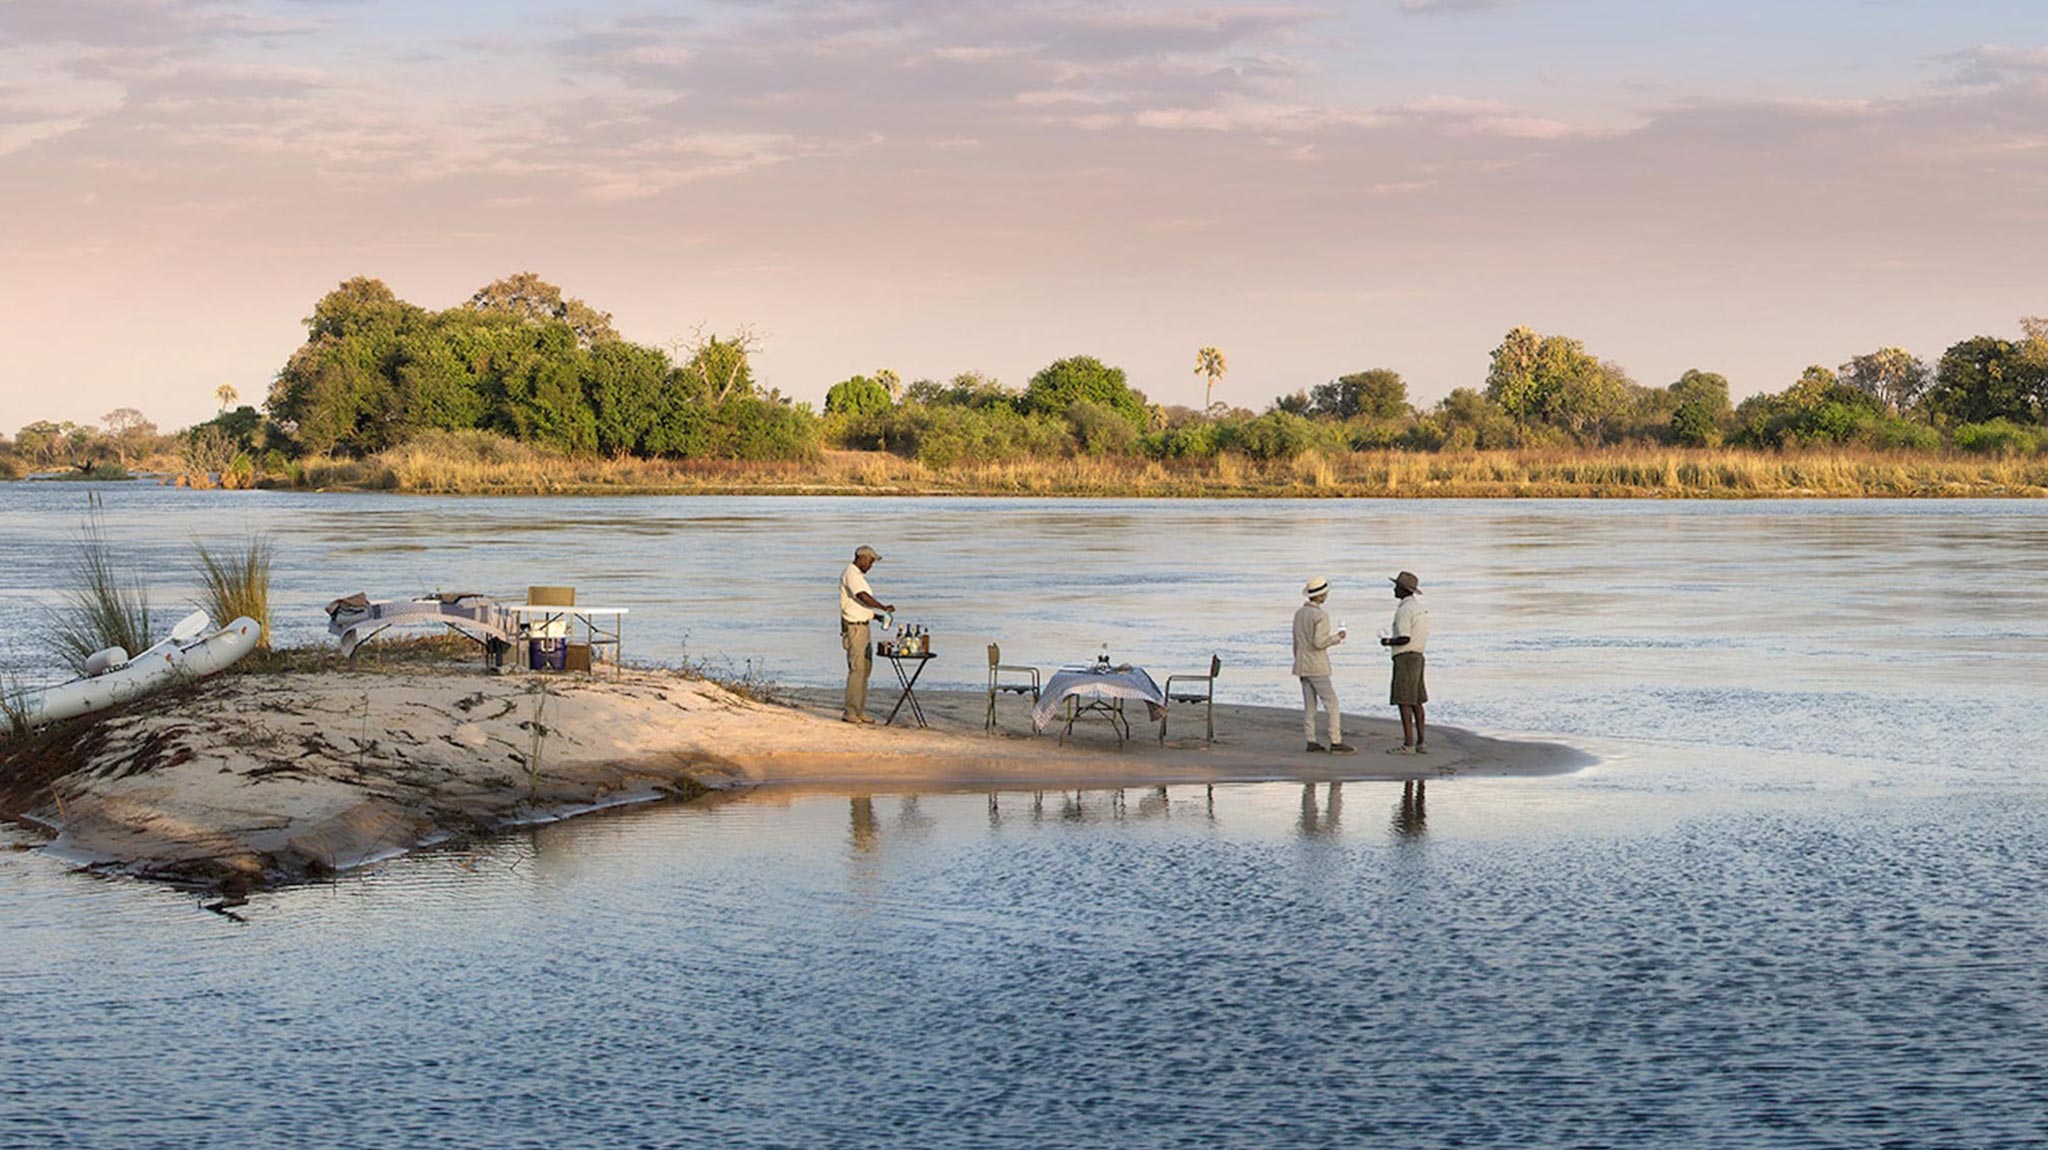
[1390,652,1427,705]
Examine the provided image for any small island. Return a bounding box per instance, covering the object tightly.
[0,656,1588,891]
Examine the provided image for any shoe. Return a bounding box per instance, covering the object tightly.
[857,714,877,725]
[842,714,862,724]
[1305,742,1327,753]
[1330,743,1358,754]
[1413,743,1429,755]
[1386,744,1414,755]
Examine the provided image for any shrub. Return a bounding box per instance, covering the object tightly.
[1226,411,1318,461]
[1144,422,1222,460]
[1067,401,1141,456]
[824,375,893,417]
[715,396,821,461]
[841,403,1073,466]
[1024,356,1148,430]
[1402,418,1449,452]
[1864,417,1940,452]
[1344,420,1409,451]
[1954,419,2044,456]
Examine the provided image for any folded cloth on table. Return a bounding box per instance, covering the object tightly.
[323,592,371,621]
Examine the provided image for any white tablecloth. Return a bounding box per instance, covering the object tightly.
[1031,666,1166,732]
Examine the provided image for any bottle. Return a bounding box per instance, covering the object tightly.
[1098,642,1110,670]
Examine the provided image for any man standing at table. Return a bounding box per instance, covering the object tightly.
[1293,577,1355,754]
[840,545,896,724]
[1381,570,1431,754]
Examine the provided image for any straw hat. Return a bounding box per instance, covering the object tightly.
[1303,577,1330,597]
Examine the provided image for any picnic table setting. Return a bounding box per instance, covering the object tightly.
[1022,644,1201,748]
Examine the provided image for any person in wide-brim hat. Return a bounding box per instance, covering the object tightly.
[1292,576,1355,754]
[1381,571,1431,753]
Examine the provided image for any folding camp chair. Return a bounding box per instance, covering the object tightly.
[1160,654,1221,745]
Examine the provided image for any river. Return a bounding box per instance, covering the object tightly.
[2,482,2045,1147]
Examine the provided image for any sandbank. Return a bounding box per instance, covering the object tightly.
[0,667,1590,889]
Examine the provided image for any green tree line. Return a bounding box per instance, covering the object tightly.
[7,278,2045,481]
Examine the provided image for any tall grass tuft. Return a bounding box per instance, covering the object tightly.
[2,676,31,737]
[48,510,153,675]
[195,535,273,648]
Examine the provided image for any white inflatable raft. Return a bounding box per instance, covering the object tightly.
[17,611,261,728]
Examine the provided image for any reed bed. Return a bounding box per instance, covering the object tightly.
[290,442,2048,498]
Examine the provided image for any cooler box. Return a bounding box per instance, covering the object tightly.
[529,638,567,671]
[565,643,593,673]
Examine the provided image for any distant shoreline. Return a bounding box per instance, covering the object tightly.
[12,446,2043,499]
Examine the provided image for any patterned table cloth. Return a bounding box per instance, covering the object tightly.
[1031,665,1166,732]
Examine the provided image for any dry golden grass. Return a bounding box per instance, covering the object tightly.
[287,443,2048,498]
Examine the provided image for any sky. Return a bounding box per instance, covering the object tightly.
[2,0,2045,431]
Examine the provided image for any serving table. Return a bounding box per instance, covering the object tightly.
[502,604,628,676]
[881,650,936,728]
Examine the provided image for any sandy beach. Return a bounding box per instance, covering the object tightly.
[0,666,1589,889]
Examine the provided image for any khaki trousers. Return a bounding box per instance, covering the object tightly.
[1300,675,1340,746]
[843,621,872,718]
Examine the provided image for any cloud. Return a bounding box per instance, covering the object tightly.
[0,0,316,50]
[1397,0,1517,13]
[1941,44,2048,86]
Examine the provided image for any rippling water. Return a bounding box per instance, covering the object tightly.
[3,483,2047,1147]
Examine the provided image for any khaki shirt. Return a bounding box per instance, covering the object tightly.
[1292,601,1341,677]
[840,562,876,624]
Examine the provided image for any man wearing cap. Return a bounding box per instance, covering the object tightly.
[1380,571,1431,753]
[1293,577,1356,754]
[840,546,896,724]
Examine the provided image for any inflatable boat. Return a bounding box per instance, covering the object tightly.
[15,611,261,729]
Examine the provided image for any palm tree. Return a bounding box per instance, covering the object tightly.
[214,383,239,413]
[1194,347,1226,413]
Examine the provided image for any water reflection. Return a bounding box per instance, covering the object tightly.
[978,786,1221,828]
[1393,778,1427,840]
[1297,782,1343,838]
[848,796,879,853]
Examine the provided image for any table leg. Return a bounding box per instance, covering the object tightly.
[884,657,911,725]
[903,657,929,728]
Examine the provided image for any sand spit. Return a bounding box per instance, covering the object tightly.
[0,669,1590,889]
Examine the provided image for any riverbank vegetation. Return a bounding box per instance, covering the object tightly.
[5,274,2045,497]
[48,513,153,674]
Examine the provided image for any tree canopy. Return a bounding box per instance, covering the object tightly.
[264,276,812,461]
[1308,370,1408,421]
[1023,356,1148,429]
